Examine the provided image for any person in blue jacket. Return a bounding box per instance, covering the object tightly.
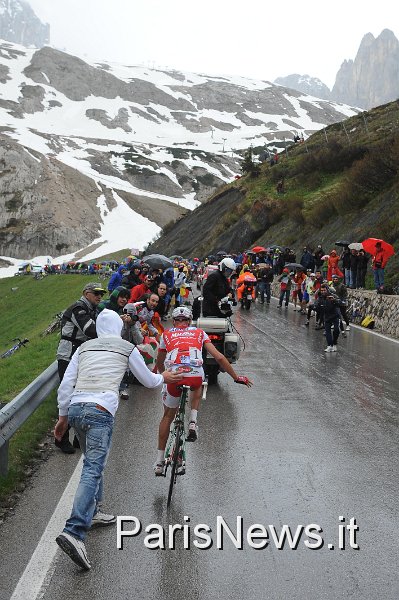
[107,265,127,293]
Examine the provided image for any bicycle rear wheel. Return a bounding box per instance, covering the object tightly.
[167,423,182,507]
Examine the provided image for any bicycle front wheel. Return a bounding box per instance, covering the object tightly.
[167,423,182,507]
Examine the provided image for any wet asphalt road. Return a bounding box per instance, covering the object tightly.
[1,298,399,600]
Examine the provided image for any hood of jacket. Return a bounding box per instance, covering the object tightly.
[96,308,123,337]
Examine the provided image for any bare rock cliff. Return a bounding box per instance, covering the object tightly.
[332,29,399,109]
[0,0,49,47]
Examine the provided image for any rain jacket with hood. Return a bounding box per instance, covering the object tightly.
[98,286,130,313]
[57,309,164,416]
[107,265,127,292]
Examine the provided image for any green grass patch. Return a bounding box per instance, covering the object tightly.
[0,272,115,501]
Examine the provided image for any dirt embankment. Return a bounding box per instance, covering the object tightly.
[147,187,246,257]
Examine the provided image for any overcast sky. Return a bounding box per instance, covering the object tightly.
[28,0,398,89]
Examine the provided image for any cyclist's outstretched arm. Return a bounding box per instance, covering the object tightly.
[205,342,253,387]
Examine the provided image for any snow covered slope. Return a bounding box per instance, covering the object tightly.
[0,40,359,276]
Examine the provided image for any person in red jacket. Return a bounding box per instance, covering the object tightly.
[327,250,343,281]
[372,241,389,291]
[129,274,153,302]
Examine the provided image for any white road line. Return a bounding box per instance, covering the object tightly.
[10,456,83,600]
[268,296,399,345]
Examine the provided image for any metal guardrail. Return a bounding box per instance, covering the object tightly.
[0,361,59,477]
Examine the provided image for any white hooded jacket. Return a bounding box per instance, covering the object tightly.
[57,309,163,416]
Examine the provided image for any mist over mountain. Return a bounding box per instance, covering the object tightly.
[274,74,331,101]
[275,29,399,110]
[0,38,358,269]
[0,0,49,47]
[332,29,399,109]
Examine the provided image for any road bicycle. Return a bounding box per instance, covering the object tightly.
[1,337,29,359]
[163,380,208,507]
[41,312,64,337]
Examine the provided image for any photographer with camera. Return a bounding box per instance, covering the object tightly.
[314,284,345,353]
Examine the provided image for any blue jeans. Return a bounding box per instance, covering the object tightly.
[349,269,357,288]
[373,268,384,289]
[64,403,114,541]
[258,282,271,303]
[344,268,351,286]
[325,317,340,346]
[279,289,290,306]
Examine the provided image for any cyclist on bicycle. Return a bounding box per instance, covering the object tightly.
[154,305,252,475]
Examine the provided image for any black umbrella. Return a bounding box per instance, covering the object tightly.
[284,263,305,270]
[169,254,183,260]
[142,254,173,270]
[268,245,284,251]
[216,250,228,256]
[335,240,351,247]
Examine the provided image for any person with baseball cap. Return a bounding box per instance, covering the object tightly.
[55,282,106,453]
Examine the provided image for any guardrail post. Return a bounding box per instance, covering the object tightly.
[0,402,8,476]
[0,362,59,479]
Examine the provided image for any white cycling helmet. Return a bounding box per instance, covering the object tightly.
[172,306,192,320]
[219,257,236,275]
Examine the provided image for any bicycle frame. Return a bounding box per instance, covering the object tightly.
[163,380,208,507]
[164,385,189,506]
[1,338,29,359]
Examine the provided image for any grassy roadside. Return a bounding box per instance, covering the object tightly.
[0,273,109,503]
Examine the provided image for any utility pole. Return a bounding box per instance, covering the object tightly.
[362,112,370,136]
[222,138,227,152]
[324,128,329,144]
[283,137,288,158]
[342,121,350,144]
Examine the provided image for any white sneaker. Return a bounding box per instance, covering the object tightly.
[119,390,129,400]
[346,326,350,331]
[177,460,186,475]
[91,511,116,527]
[332,346,337,352]
[56,532,91,570]
[324,346,334,353]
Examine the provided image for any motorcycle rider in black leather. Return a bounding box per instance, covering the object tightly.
[197,257,236,318]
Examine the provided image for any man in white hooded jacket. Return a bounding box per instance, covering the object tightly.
[54,309,180,570]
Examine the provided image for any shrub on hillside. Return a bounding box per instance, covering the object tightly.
[242,148,260,178]
[334,141,398,213]
[294,142,369,177]
[287,197,305,225]
[306,192,338,224]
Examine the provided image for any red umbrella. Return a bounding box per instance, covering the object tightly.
[361,238,395,257]
[252,246,267,253]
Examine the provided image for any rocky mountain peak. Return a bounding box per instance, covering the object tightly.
[0,0,49,47]
[274,73,331,100]
[332,28,399,109]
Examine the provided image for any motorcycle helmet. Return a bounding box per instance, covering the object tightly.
[172,306,192,320]
[219,257,236,276]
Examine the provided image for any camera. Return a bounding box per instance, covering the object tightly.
[123,305,139,322]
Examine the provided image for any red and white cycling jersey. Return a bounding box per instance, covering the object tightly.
[159,326,210,377]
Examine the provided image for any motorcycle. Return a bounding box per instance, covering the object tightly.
[194,297,241,385]
[240,279,256,311]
